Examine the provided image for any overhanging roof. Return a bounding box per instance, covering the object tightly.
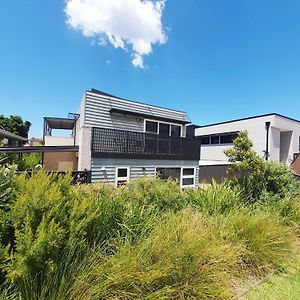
[110,108,191,124]
[44,117,76,130]
[0,128,27,142]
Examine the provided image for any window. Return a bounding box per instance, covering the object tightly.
[220,133,238,144]
[171,125,181,137]
[115,167,129,186]
[211,135,220,144]
[145,121,158,133]
[181,167,195,188]
[156,168,181,181]
[199,132,238,145]
[200,137,210,144]
[159,123,170,136]
[145,120,182,137]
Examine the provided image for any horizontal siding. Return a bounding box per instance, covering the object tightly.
[84,92,188,131]
[130,166,156,179]
[91,165,115,184]
[91,158,198,185]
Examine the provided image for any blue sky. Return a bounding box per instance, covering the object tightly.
[1,0,300,137]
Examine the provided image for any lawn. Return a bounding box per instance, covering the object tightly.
[246,253,300,300]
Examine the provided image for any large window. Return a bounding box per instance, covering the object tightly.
[199,132,238,145]
[156,168,181,181]
[171,125,181,137]
[115,167,130,186]
[156,167,196,189]
[145,121,158,134]
[159,123,170,136]
[145,120,182,137]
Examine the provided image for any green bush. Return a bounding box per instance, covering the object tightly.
[0,166,299,299]
[185,180,241,215]
[225,131,299,203]
[72,210,240,300]
[218,208,295,275]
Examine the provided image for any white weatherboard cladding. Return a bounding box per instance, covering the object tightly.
[91,158,199,184]
[84,92,187,132]
[195,115,300,165]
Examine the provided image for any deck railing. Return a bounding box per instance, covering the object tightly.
[91,127,200,160]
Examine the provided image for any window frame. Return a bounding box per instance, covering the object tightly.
[144,119,184,137]
[181,167,196,189]
[115,166,130,187]
[154,166,197,189]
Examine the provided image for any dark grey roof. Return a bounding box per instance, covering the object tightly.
[44,117,76,130]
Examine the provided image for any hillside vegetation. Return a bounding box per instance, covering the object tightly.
[0,131,299,299]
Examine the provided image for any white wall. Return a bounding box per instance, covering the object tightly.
[195,115,300,165]
[44,136,74,146]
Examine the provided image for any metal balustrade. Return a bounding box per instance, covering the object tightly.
[91,127,200,160]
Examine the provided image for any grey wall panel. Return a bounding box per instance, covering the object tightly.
[84,92,188,132]
[91,158,198,184]
[130,166,156,179]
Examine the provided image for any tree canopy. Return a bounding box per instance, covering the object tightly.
[0,115,31,138]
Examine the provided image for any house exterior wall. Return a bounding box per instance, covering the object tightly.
[83,91,188,135]
[91,158,199,187]
[195,115,300,165]
[44,136,74,146]
[78,127,92,171]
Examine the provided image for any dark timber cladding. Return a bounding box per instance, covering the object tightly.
[91,127,200,160]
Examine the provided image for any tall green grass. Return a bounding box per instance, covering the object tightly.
[0,168,299,299]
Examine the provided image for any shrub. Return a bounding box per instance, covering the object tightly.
[185,180,241,215]
[218,209,295,275]
[72,210,240,299]
[126,177,185,212]
[224,131,299,203]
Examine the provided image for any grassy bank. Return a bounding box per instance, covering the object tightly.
[0,164,299,299]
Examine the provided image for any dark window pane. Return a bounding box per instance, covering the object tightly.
[171,125,181,137]
[183,168,194,176]
[157,168,181,181]
[220,133,238,144]
[117,168,128,177]
[145,121,158,133]
[159,123,170,136]
[220,134,232,144]
[211,136,220,144]
[200,137,209,144]
[182,178,194,186]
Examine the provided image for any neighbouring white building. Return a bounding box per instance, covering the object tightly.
[190,113,300,182]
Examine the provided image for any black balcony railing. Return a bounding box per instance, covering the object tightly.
[91,127,200,160]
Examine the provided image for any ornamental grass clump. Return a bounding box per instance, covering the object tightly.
[217,208,295,276]
[72,210,240,300]
[185,180,241,215]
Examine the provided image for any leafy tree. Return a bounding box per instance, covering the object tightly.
[0,115,31,138]
[224,131,297,203]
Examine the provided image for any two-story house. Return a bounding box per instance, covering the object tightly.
[43,89,200,188]
[188,113,300,182]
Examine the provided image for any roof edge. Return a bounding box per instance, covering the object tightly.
[194,113,300,129]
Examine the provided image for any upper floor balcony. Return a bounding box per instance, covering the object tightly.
[91,127,200,161]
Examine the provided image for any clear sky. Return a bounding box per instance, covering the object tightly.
[1,0,300,137]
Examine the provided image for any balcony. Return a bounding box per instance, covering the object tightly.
[91,127,200,160]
